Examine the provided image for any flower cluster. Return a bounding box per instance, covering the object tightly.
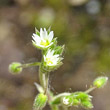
[32,27,64,72]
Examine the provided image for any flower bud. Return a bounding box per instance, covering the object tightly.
[93,76,108,88]
[33,93,47,110]
[9,62,22,74]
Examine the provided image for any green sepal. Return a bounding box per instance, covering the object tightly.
[81,100,93,109]
[35,27,40,36]
[54,45,65,55]
[41,61,63,73]
[49,41,64,55]
[51,97,61,105]
[34,82,44,93]
[47,26,51,34]
[74,92,92,101]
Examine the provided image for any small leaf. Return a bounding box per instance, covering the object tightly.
[34,82,44,93]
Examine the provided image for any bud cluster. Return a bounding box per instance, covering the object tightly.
[62,92,93,109]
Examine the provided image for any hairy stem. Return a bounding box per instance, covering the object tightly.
[17,62,41,68]
[85,86,96,94]
[39,67,49,94]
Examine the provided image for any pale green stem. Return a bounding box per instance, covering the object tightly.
[39,67,49,94]
[44,73,49,94]
[85,86,96,94]
[17,62,41,68]
[52,93,71,102]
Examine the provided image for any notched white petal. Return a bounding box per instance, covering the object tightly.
[48,31,54,42]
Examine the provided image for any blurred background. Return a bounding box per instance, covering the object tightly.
[0,0,110,110]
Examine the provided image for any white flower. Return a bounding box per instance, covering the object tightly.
[32,28,54,49]
[63,97,69,105]
[44,49,63,67]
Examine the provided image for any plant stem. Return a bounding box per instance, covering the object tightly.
[39,67,49,94]
[85,86,96,94]
[17,62,41,68]
[52,93,71,102]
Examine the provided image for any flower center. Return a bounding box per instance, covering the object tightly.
[40,40,49,46]
[46,58,53,65]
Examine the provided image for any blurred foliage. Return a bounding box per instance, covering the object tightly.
[0,0,110,110]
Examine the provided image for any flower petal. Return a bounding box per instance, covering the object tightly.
[48,31,54,42]
[32,34,41,44]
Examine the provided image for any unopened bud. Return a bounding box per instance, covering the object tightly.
[93,76,108,88]
[9,62,22,74]
[33,93,47,110]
